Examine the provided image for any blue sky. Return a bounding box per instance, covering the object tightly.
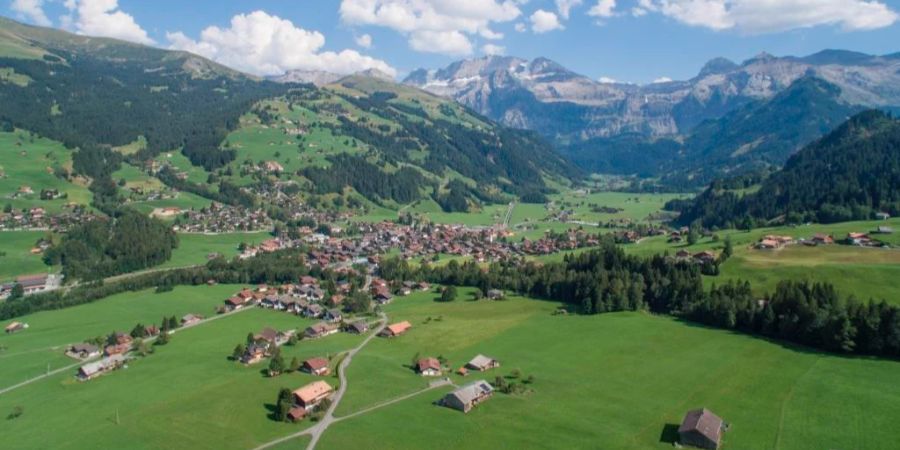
[5,0,900,83]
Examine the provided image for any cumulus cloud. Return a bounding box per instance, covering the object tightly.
[514,22,527,32]
[355,33,373,48]
[61,0,154,44]
[339,0,522,56]
[555,0,583,19]
[530,9,564,33]
[588,0,617,18]
[11,0,51,26]
[482,43,506,55]
[639,0,898,33]
[166,11,396,77]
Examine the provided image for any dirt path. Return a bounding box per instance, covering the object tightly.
[502,202,515,228]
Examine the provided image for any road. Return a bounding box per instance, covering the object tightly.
[502,202,515,228]
[252,312,387,450]
[0,305,252,397]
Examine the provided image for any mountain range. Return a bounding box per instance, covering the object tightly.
[403,51,900,142]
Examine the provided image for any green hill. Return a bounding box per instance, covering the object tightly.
[673,110,900,228]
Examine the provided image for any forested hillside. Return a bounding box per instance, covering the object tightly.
[672,110,900,228]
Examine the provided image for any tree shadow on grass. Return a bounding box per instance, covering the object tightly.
[659,424,679,444]
[264,403,279,422]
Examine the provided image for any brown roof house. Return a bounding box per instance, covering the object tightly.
[465,354,500,372]
[416,357,442,377]
[678,408,725,449]
[302,357,331,376]
[440,380,494,413]
[304,322,339,339]
[293,381,334,410]
[379,321,411,338]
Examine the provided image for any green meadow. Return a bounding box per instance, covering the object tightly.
[315,289,900,450]
[0,287,368,449]
[0,130,92,212]
[0,230,55,280]
[160,232,272,269]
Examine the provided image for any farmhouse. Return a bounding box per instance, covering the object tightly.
[293,381,334,410]
[345,320,369,334]
[77,354,125,381]
[224,296,246,311]
[302,357,331,376]
[182,314,203,326]
[4,321,27,334]
[466,354,500,372]
[678,408,725,449]
[380,321,411,338]
[66,343,100,359]
[416,357,442,376]
[241,344,268,365]
[812,233,834,245]
[255,327,289,347]
[304,322,339,339]
[487,289,505,300]
[440,380,494,413]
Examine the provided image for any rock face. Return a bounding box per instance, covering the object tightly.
[403,51,900,141]
[270,68,396,87]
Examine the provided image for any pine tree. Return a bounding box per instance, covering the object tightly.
[232,343,246,361]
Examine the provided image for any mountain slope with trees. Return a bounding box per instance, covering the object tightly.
[672,110,900,228]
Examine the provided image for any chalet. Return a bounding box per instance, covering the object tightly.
[77,354,125,381]
[416,357,442,376]
[112,331,133,346]
[293,381,334,410]
[299,276,318,286]
[678,408,725,449]
[304,322,339,339]
[4,321,27,334]
[143,325,160,338]
[756,239,780,250]
[225,296,246,311]
[303,304,324,318]
[237,288,255,301]
[255,327,289,347]
[181,314,203,327]
[302,357,331,376]
[812,233,834,245]
[379,321,411,338]
[417,281,431,291]
[345,320,369,334]
[693,251,717,264]
[440,380,494,413]
[323,309,343,323]
[466,354,500,372]
[486,289,505,300]
[372,286,393,304]
[675,249,692,260]
[259,295,278,309]
[875,226,894,234]
[66,343,101,359]
[241,344,268,365]
[847,232,871,246]
[14,274,50,295]
[104,342,131,356]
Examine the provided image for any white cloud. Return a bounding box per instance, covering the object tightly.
[652,76,673,83]
[166,11,396,77]
[61,0,154,45]
[588,0,617,18]
[11,0,51,26]
[641,0,898,33]
[555,0,583,19]
[408,30,473,55]
[339,0,522,56]
[514,22,527,32]
[482,43,506,55]
[530,9,564,33]
[355,33,373,48]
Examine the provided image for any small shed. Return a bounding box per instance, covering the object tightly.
[678,408,724,449]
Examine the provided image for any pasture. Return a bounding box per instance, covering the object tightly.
[0,130,92,212]
[0,230,55,280]
[0,288,366,449]
[159,232,272,269]
[315,290,900,450]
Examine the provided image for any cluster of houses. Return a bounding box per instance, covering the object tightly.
[241,326,294,364]
[0,273,63,299]
[0,205,97,232]
[76,354,126,381]
[172,203,272,233]
[754,228,894,250]
[673,250,718,264]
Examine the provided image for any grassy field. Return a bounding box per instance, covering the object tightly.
[0,284,241,388]
[0,130,92,212]
[622,218,900,303]
[0,230,55,280]
[315,289,900,450]
[0,288,367,449]
[160,232,272,268]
